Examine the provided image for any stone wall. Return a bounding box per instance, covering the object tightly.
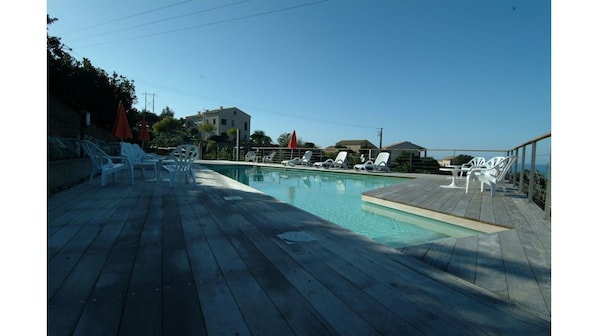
[48,158,91,195]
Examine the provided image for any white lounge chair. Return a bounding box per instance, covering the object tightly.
[459,156,486,177]
[245,151,257,162]
[162,144,200,188]
[120,142,160,179]
[353,152,390,172]
[281,151,312,166]
[314,151,348,169]
[80,140,133,187]
[465,155,517,196]
[262,151,276,163]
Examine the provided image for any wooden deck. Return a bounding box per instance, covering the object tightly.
[48,163,550,335]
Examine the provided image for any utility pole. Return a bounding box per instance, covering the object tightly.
[144,93,156,113]
[377,127,383,149]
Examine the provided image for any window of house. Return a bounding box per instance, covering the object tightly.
[221,119,227,125]
[244,122,248,131]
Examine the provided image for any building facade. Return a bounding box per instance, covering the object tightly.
[334,139,378,152]
[185,106,251,143]
[383,141,428,161]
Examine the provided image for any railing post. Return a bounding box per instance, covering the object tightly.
[518,146,526,193]
[528,142,537,203]
[512,148,519,188]
[544,157,551,220]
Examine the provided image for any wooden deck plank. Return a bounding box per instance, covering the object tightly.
[47,185,124,255]
[116,180,167,335]
[226,213,343,335]
[301,237,471,335]
[445,235,479,283]
[250,212,464,335]
[48,188,142,334]
[71,246,137,335]
[473,233,508,297]
[118,244,163,335]
[498,229,550,316]
[198,198,297,335]
[161,187,205,335]
[184,192,250,336]
[315,225,548,335]
[422,238,456,271]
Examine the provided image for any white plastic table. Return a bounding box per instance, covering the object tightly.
[439,165,465,189]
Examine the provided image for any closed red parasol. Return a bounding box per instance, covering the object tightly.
[112,100,132,141]
[288,130,297,158]
[138,116,150,148]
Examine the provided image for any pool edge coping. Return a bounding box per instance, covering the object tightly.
[361,194,509,234]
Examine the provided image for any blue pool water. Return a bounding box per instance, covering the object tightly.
[205,165,481,248]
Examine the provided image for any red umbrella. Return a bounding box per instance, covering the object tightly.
[138,116,150,149]
[288,130,297,158]
[112,100,132,141]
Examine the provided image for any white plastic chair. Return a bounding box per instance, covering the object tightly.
[465,155,517,196]
[245,151,257,162]
[80,140,133,187]
[162,144,200,188]
[120,143,159,179]
[354,152,390,172]
[459,156,486,177]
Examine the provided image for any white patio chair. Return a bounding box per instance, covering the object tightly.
[465,155,517,196]
[162,144,200,188]
[245,150,257,162]
[120,142,159,179]
[80,140,133,187]
[459,156,486,177]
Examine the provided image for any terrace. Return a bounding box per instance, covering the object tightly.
[48,135,551,335]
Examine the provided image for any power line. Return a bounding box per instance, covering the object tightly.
[66,0,250,43]
[69,0,330,49]
[57,0,194,34]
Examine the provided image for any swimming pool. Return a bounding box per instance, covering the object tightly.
[204,164,481,248]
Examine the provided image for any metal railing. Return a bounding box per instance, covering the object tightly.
[428,132,551,220]
[507,132,551,220]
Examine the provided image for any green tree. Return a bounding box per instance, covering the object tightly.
[278,132,291,147]
[226,128,238,141]
[48,15,138,134]
[199,121,216,140]
[453,154,474,165]
[160,106,175,118]
[250,130,273,145]
[152,116,181,134]
[140,109,160,125]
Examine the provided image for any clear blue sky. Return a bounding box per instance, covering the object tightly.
[45,0,551,156]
